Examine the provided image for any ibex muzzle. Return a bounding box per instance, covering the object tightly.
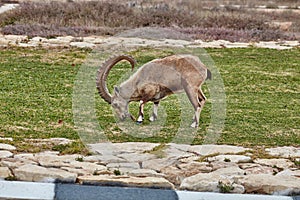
[96,54,211,128]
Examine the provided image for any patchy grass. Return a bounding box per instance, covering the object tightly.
[0,47,299,153]
[208,48,300,146]
[0,47,91,153]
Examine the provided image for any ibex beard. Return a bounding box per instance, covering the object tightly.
[97,54,211,128]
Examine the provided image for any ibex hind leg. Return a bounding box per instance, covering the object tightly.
[182,79,202,128]
[191,88,207,127]
[150,101,159,122]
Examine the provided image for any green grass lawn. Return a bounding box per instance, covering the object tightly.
[0,46,299,153]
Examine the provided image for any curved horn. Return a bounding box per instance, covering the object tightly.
[96,55,136,104]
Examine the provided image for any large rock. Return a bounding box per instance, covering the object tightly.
[106,162,140,170]
[210,161,239,171]
[177,162,213,173]
[161,162,212,186]
[14,153,35,159]
[163,143,194,159]
[88,142,160,156]
[69,161,107,175]
[83,155,126,165]
[254,158,294,169]
[266,146,300,158]
[0,37,9,46]
[180,166,245,193]
[208,155,252,163]
[255,42,293,50]
[0,143,16,151]
[4,35,27,43]
[188,145,249,156]
[0,167,12,179]
[0,4,18,15]
[70,42,96,49]
[0,157,37,169]
[117,153,156,163]
[60,167,92,176]
[0,151,13,159]
[14,164,77,183]
[238,174,300,195]
[25,138,74,146]
[142,157,178,171]
[127,169,165,178]
[78,175,174,189]
[36,154,81,168]
[276,169,300,178]
[239,163,276,175]
[48,36,74,45]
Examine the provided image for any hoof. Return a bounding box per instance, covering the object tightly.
[190,122,198,128]
[149,116,157,122]
[136,121,143,125]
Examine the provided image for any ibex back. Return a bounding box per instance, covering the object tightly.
[96,54,211,128]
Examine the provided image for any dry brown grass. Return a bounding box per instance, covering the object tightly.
[0,1,299,41]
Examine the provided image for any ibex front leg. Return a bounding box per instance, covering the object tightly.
[137,100,145,124]
[150,101,159,122]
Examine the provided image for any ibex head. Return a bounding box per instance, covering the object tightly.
[111,86,130,121]
[96,55,136,121]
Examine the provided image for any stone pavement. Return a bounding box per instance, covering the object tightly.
[0,34,299,50]
[0,141,300,196]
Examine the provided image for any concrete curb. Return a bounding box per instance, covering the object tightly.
[0,180,299,200]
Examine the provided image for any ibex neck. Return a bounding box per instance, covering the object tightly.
[119,80,137,101]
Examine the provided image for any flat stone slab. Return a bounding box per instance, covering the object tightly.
[127,169,166,178]
[83,155,126,164]
[0,143,16,151]
[238,174,300,195]
[0,151,13,159]
[78,175,174,189]
[117,153,156,163]
[88,142,160,155]
[187,145,249,156]
[239,163,277,175]
[0,4,18,14]
[276,169,300,178]
[208,155,252,163]
[0,166,12,179]
[266,146,300,158]
[254,158,294,169]
[106,162,140,170]
[1,157,37,169]
[13,164,77,183]
[25,138,74,146]
[177,162,213,173]
[142,157,178,171]
[180,166,245,193]
[36,154,82,168]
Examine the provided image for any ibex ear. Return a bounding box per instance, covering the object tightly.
[114,86,120,96]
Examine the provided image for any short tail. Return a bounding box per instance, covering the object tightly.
[206,69,212,80]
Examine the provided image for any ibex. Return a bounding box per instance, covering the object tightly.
[96,54,211,128]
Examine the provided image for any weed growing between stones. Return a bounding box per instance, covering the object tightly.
[218,181,234,193]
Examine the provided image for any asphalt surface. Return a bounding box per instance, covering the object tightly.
[55,184,178,200]
[54,184,300,200]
